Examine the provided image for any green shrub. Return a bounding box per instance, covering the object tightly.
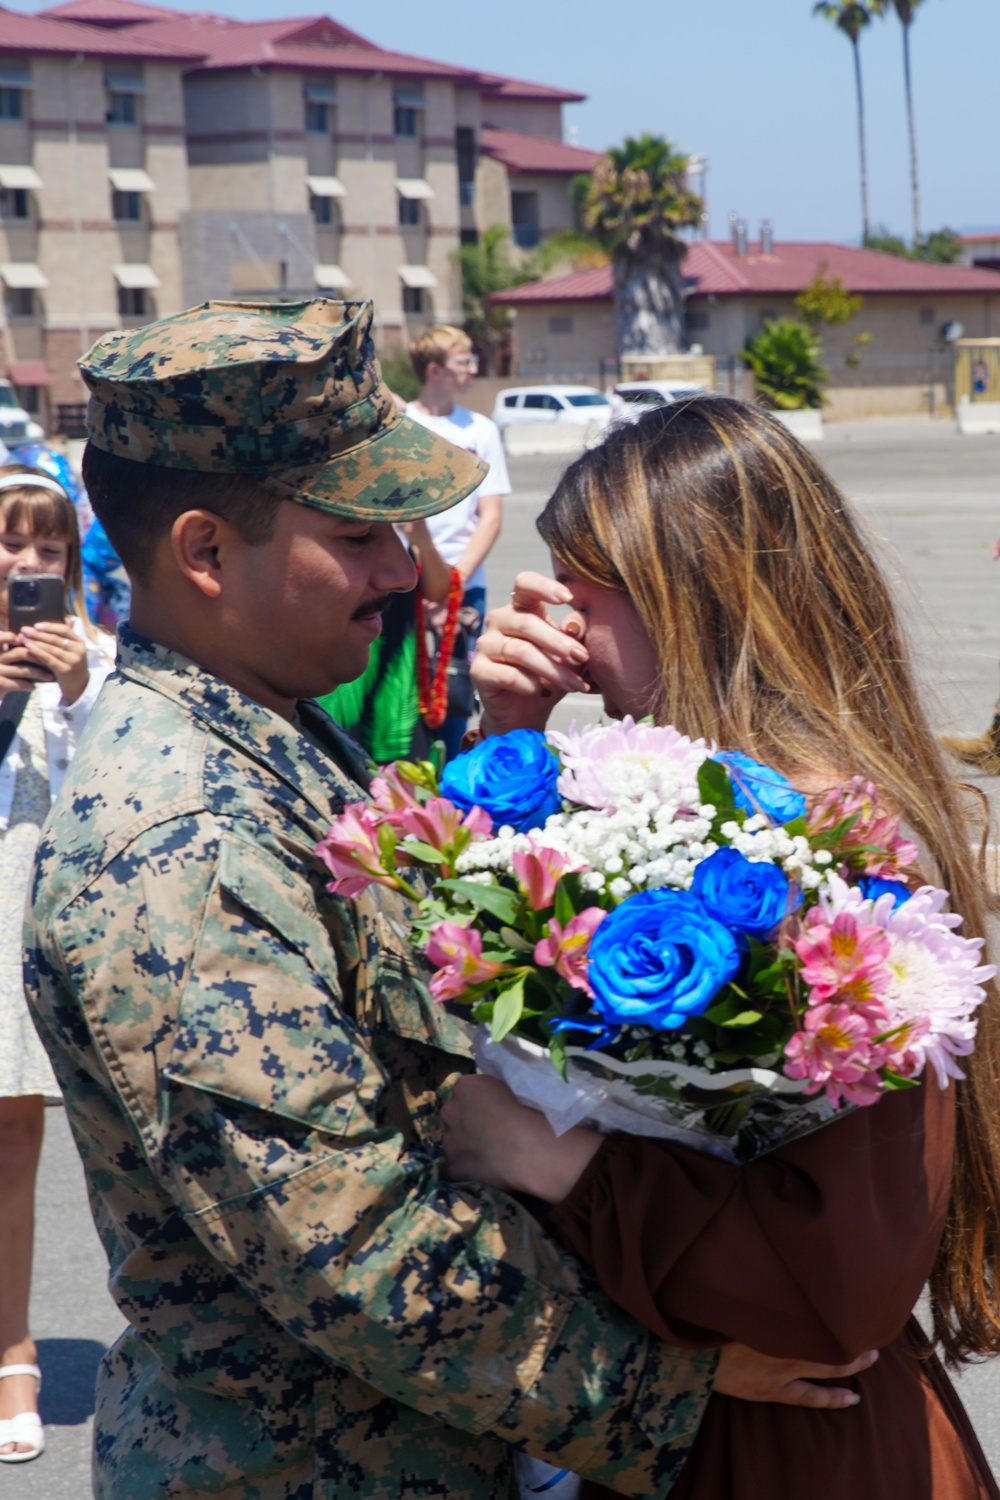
[742,319,827,411]
[379,349,420,403]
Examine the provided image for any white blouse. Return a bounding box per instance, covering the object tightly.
[0,621,115,832]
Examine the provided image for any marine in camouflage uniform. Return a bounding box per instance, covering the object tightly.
[23,298,716,1499]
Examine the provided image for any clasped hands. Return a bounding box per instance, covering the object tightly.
[441,1074,876,1412]
[0,620,89,704]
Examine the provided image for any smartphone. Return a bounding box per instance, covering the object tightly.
[8,573,67,634]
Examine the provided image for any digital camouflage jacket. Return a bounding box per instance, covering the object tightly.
[24,629,716,1500]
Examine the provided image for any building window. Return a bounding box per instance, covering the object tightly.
[118,286,147,318]
[398,195,420,227]
[456,125,476,199]
[460,228,479,246]
[107,91,137,125]
[16,385,39,415]
[305,100,328,134]
[0,88,24,121]
[312,194,333,226]
[687,309,710,332]
[0,188,28,220]
[112,189,141,223]
[6,288,35,319]
[402,286,424,314]
[394,105,417,138]
[919,306,935,325]
[511,191,540,249]
[548,315,573,335]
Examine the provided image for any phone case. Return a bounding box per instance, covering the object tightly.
[8,573,67,634]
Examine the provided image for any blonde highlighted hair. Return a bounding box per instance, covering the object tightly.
[538,395,1000,1364]
[408,324,472,384]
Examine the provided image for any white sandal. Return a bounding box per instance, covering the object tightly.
[0,1365,44,1464]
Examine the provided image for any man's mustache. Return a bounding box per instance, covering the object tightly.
[351,594,392,621]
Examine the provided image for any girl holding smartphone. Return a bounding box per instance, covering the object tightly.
[0,465,113,1464]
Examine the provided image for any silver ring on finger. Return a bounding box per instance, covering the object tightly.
[499,637,512,664]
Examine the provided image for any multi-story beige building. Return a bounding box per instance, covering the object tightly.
[0,0,599,427]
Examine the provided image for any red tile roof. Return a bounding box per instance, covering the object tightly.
[36,1,587,99]
[960,232,1000,245]
[491,240,1000,303]
[480,126,600,175]
[42,0,183,24]
[476,70,585,104]
[0,4,202,58]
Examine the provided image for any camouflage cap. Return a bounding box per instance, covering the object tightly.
[78,298,488,522]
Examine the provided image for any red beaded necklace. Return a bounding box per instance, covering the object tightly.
[415,566,464,729]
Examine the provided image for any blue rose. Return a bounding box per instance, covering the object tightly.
[691,847,799,939]
[716,750,807,825]
[587,889,741,1031]
[440,728,561,834]
[860,876,912,908]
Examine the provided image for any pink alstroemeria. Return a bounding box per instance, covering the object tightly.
[807,776,919,876]
[512,842,588,911]
[792,909,891,1006]
[426,922,506,1001]
[783,1001,889,1107]
[369,765,423,826]
[534,907,609,994]
[317,803,397,899]
[399,795,492,853]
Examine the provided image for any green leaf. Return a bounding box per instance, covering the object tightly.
[553,880,576,928]
[721,1009,764,1028]
[491,974,527,1042]
[438,878,520,924]
[548,1028,569,1080]
[697,757,736,816]
[880,1069,921,1092]
[400,838,447,866]
[499,925,533,952]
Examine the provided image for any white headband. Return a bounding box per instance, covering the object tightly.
[0,471,69,500]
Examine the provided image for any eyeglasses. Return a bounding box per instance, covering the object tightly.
[450,355,479,369]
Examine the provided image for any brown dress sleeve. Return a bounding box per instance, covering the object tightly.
[548,1079,954,1365]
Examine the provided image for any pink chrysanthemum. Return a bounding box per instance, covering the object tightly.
[547,717,710,810]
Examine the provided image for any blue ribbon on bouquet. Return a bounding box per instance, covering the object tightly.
[549,1017,620,1051]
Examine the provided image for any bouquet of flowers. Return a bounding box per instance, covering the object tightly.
[316,720,994,1162]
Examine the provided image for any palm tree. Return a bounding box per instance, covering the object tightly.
[814,2,882,243]
[883,0,925,246]
[581,134,703,358]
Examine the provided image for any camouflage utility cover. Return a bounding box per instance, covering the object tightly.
[24,629,716,1500]
[79,299,488,522]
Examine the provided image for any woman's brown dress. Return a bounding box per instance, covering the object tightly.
[548,1080,999,1500]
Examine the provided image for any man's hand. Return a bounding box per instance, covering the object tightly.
[992,536,1000,562]
[715,1342,878,1410]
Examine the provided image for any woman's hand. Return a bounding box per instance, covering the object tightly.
[441,1075,603,1202]
[715,1343,878,1410]
[473,571,591,737]
[0,630,53,695]
[19,620,89,705]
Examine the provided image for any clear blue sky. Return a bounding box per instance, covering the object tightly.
[18,0,1000,243]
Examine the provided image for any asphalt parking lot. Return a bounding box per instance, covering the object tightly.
[16,413,1000,1496]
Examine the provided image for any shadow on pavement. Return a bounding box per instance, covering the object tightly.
[36,1338,106,1425]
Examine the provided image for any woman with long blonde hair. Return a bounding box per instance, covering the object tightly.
[442,398,1000,1499]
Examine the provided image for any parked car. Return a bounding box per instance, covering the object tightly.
[0,380,44,449]
[610,379,708,421]
[491,385,614,431]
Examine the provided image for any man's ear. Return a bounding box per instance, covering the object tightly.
[169,510,235,600]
